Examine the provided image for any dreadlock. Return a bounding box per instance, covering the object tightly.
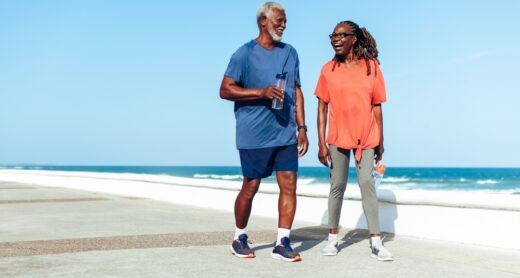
[332,20,380,76]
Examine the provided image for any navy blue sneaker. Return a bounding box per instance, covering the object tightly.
[230,234,255,258]
[271,237,301,262]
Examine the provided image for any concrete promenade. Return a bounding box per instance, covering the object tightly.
[1,181,520,278]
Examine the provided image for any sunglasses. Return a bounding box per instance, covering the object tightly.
[329,32,355,39]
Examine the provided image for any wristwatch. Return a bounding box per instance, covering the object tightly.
[297,125,307,132]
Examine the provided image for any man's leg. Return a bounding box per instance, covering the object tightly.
[276,171,297,229]
[270,170,301,262]
[232,146,272,259]
[234,177,261,229]
[235,147,274,231]
[230,177,261,258]
[269,145,301,262]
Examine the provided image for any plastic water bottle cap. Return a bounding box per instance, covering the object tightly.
[375,163,386,175]
[276,73,286,80]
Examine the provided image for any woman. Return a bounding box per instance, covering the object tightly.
[314,20,393,261]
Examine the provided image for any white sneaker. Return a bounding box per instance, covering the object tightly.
[371,239,393,261]
[321,242,338,256]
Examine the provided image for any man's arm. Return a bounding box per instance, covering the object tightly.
[219,76,284,101]
[373,104,384,163]
[317,98,330,167]
[295,85,308,157]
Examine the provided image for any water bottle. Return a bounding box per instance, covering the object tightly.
[374,163,385,187]
[272,73,286,110]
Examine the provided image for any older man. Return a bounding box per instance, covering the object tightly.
[219,2,308,262]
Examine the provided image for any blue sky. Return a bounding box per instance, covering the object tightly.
[1,0,519,167]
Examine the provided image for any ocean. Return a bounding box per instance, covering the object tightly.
[2,165,520,195]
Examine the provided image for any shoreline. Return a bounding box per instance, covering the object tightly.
[1,169,518,210]
[1,166,519,195]
[1,169,520,250]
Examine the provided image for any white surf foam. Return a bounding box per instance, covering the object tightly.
[193,174,242,180]
[382,177,410,183]
[476,179,499,185]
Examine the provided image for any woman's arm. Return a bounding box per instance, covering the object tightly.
[373,104,384,163]
[317,98,330,167]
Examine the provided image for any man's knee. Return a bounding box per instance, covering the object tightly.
[281,185,296,196]
[240,179,260,199]
[277,171,297,195]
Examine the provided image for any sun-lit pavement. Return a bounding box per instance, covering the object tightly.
[1,181,519,278]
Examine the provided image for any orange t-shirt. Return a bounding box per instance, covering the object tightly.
[314,59,386,162]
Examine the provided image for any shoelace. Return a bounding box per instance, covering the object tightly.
[281,239,294,252]
[239,237,252,249]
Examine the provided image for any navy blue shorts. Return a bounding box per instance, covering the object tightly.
[239,144,298,179]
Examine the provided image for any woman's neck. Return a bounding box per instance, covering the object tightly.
[336,52,359,67]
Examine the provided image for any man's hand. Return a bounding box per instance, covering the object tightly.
[260,86,284,101]
[318,145,331,167]
[297,131,308,157]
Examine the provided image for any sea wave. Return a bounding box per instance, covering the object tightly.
[378,183,418,190]
[382,177,410,183]
[378,183,520,194]
[476,179,499,185]
[193,174,242,180]
[298,178,316,185]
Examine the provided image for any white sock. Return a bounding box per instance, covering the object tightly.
[328,233,338,244]
[234,227,247,240]
[276,228,291,245]
[371,235,382,247]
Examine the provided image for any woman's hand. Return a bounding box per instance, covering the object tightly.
[375,143,384,164]
[318,145,331,167]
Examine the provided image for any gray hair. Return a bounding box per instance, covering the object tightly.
[256,2,284,25]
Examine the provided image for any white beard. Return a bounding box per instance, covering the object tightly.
[268,27,283,42]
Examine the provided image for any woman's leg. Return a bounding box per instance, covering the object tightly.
[328,145,350,233]
[355,148,380,235]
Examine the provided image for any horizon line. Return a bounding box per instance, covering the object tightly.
[2,164,520,169]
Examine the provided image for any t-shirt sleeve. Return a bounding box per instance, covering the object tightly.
[224,46,246,85]
[372,63,387,104]
[293,49,301,87]
[314,68,330,103]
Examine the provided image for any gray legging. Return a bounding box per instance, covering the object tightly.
[328,145,380,234]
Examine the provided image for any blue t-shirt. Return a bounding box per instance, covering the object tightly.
[224,40,301,149]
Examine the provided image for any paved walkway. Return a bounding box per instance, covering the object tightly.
[1,181,519,277]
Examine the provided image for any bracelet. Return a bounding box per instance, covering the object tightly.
[297,125,307,132]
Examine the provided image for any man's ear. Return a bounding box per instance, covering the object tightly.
[259,15,268,27]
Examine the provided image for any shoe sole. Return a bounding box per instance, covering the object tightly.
[230,246,255,258]
[371,254,393,261]
[271,252,302,262]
